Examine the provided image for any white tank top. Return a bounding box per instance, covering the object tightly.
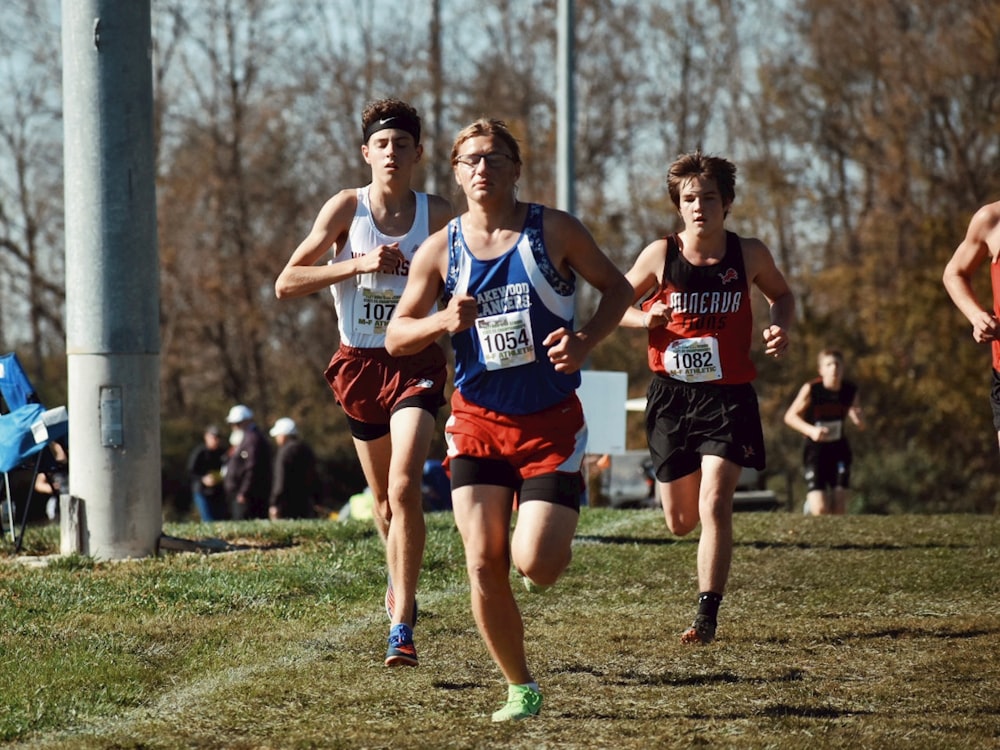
[329,186,429,348]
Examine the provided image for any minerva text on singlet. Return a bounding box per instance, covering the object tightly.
[668,290,743,314]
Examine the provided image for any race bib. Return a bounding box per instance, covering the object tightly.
[476,310,535,370]
[662,337,722,383]
[354,288,399,336]
[814,419,843,442]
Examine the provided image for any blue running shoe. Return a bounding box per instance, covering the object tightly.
[385,623,418,667]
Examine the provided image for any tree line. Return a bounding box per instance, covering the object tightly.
[1,0,998,513]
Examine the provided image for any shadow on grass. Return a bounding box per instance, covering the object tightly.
[756,704,869,719]
[847,626,998,640]
[158,533,294,554]
[609,667,806,687]
[741,540,974,551]
[559,703,870,721]
[574,534,689,546]
[555,668,874,721]
[433,680,481,691]
[574,534,972,552]
[678,704,869,720]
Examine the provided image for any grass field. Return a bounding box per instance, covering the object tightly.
[1,510,998,749]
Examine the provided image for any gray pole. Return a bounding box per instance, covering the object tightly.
[428,0,446,195]
[556,0,576,214]
[62,1,161,559]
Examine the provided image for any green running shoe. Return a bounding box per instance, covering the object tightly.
[491,684,543,722]
[520,575,550,594]
[515,567,550,594]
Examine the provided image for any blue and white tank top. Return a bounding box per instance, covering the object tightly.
[329,186,428,348]
[444,203,579,415]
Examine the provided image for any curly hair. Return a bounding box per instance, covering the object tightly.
[360,98,421,144]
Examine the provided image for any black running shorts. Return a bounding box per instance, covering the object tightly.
[802,441,852,491]
[990,369,1000,431]
[645,374,766,483]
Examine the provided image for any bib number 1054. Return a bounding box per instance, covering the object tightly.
[482,327,530,354]
[477,309,535,370]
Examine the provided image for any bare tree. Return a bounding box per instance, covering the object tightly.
[0,0,63,385]
[3,0,996,510]
[750,0,1000,510]
[155,0,319,422]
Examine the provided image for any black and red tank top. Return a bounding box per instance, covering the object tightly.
[805,378,857,444]
[644,231,756,384]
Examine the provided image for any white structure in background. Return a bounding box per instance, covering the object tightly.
[625,397,647,413]
[577,371,627,455]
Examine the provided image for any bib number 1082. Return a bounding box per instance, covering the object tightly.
[663,336,723,382]
[668,349,714,370]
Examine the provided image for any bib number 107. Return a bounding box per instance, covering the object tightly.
[362,300,395,321]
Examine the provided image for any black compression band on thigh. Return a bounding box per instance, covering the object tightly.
[519,473,582,512]
[450,456,521,490]
[346,414,390,442]
[392,392,443,418]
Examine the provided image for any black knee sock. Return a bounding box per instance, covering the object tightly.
[697,591,723,622]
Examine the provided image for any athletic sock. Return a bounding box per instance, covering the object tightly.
[697,591,723,622]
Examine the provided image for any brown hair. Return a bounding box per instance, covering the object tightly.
[817,348,845,367]
[361,98,421,144]
[666,151,737,213]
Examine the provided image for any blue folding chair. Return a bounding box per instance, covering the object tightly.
[0,352,68,551]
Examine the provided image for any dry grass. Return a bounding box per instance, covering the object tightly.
[1,510,998,749]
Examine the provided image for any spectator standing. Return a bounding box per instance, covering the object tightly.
[268,417,320,520]
[187,425,229,521]
[223,404,272,520]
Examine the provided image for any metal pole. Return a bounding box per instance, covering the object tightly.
[62,1,161,559]
[556,0,576,215]
[428,0,446,195]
